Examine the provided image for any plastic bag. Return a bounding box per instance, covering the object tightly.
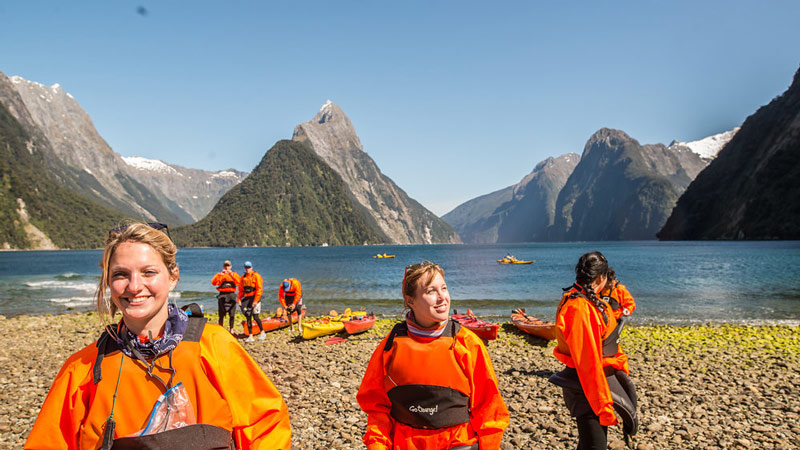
[253,301,261,315]
[134,382,197,436]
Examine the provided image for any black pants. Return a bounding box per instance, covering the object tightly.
[217,292,237,330]
[562,387,608,450]
[241,297,264,333]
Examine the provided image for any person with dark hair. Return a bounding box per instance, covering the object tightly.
[24,223,291,449]
[211,260,240,332]
[549,251,638,449]
[357,260,509,450]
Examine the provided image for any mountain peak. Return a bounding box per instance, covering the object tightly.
[313,100,345,125]
[587,128,635,145]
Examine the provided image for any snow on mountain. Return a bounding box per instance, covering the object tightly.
[122,156,181,175]
[212,170,240,179]
[670,127,740,160]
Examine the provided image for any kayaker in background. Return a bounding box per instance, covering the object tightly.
[25,222,291,450]
[279,278,304,333]
[211,260,241,333]
[601,267,636,323]
[357,260,509,450]
[239,261,265,342]
[548,251,638,450]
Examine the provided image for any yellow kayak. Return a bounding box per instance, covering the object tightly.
[301,308,367,340]
[497,255,534,264]
[373,253,396,258]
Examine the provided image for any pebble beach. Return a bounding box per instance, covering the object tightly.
[1,312,799,450]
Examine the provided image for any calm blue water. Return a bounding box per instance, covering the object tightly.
[2,241,799,325]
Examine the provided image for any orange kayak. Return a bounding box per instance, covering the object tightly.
[242,310,305,336]
[511,308,555,340]
[343,313,376,334]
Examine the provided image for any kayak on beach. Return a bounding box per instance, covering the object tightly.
[511,308,556,340]
[452,309,500,341]
[302,308,366,340]
[242,309,306,336]
[343,313,376,335]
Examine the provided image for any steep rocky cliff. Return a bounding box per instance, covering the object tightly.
[2,73,188,224]
[443,154,579,243]
[2,74,245,225]
[292,101,461,244]
[549,128,707,241]
[0,86,126,249]
[658,68,800,240]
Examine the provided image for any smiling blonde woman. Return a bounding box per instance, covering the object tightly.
[25,222,291,450]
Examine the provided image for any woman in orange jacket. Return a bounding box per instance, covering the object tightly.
[24,222,291,450]
[357,261,509,450]
[549,251,638,450]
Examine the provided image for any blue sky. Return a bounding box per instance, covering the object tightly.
[2,1,799,215]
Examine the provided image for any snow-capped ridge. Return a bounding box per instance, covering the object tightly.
[122,156,180,175]
[670,127,740,160]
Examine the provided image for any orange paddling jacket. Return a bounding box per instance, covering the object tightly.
[278,279,302,309]
[600,281,636,321]
[357,321,509,450]
[239,271,263,304]
[553,284,630,427]
[25,319,290,450]
[212,271,241,294]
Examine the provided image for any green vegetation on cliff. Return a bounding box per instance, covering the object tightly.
[0,102,126,249]
[173,140,385,247]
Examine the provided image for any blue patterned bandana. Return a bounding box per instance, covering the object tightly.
[115,303,189,359]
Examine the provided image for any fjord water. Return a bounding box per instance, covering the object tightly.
[2,241,799,325]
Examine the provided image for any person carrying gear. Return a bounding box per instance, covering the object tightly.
[357,260,509,450]
[279,278,305,333]
[600,267,636,321]
[211,260,241,332]
[549,251,638,450]
[239,261,265,342]
[24,222,290,450]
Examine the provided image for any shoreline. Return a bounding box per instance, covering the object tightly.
[2,309,800,328]
[1,313,798,449]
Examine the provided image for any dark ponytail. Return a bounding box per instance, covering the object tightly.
[574,251,609,306]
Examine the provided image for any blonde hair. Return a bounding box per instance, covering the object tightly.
[95,222,179,325]
[402,261,445,307]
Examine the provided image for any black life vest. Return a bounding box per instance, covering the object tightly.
[218,281,237,290]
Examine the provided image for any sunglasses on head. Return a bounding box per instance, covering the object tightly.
[109,222,171,239]
[404,260,438,274]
